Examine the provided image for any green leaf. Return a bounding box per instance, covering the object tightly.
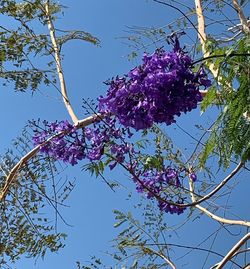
[114,219,127,228]
[200,86,217,112]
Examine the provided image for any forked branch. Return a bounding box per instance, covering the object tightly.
[189,178,250,228]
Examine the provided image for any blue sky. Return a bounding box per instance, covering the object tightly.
[1,1,249,268]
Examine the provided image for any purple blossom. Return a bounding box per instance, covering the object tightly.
[98,39,211,130]
[32,116,134,166]
[32,120,85,166]
[158,200,186,215]
[31,37,204,216]
[133,167,189,215]
[84,116,134,163]
[189,172,197,182]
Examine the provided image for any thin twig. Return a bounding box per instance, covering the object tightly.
[45,1,78,124]
[192,52,250,65]
[152,0,204,42]
[143,246,177,269]
[140,242,241,268]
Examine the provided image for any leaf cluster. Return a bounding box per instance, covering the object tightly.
[200,36,250,167]
[78,202,171,269]
[0,0,99,92]
[0,126,74,266]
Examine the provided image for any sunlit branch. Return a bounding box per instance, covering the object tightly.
[232,0,250,34]
[194,1,250,137]
[214,233,250,269]
[45,1,78,124]
[194,0,219,79]
[189,177,250,228]
[189,162,244,206]
[231,247,250,259]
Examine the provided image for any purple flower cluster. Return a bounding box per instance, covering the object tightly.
[31,38,205,215]
[134,168,197,214]
[32,120,198,215]
[98,39,211,130]
[135,168,180,195]
[32,120,85,165]
[32,117,134,167]
[84,116,132,162]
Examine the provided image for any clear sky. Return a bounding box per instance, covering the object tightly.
[1,1,249,269]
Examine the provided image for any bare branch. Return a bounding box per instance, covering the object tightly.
[232,0,250,34]
[189,178,250,228]
[190,162,244,206]
[194,0,219,79]
[194,0,207,49]
[215,233,250,269]
[45,1,78,124]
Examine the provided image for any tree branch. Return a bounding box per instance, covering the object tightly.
[194,0,219,79]
[189,178,250,228]
[45,1,78,124]
[195,1,250,127]
[192,53,250,65]
[0,114,102,201]
[143,246,177,269]
[190,162,244,206]
[122,158,243,208]
[152,0,205,42]
[232,0,250,34]
[215,233,250,269]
